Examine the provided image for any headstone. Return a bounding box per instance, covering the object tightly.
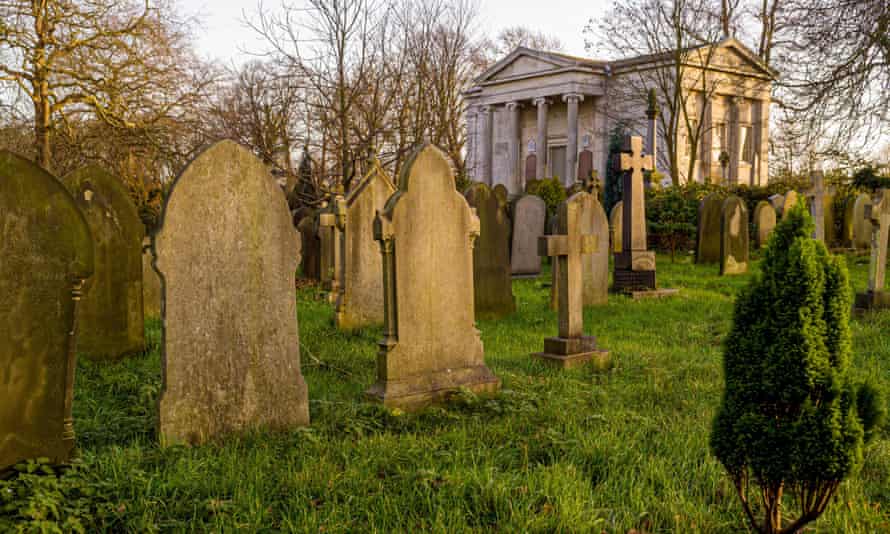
[823,193,836,246]
[719,196,749,275]
[510,194,547,276]
[613,136,657,291]
[62,166,144,360]
[332,162,396,329]
[550,192,609,308]
[855,189,890,311]
[297,212,321,279]
[533,192,609,369]
[782,190,799,219]
[807,171,826,242]
[609,201,623,253]
[842,198,856,247]
[466,183,515,319]
[768,194,785,216]
[695,193,723,264]
[153,140,309,446]
[851,194,873,250]
[1,150,94,473]
[753,201,776,249]
[317,193,343,299]
[493,184,509,204]
[369,145,500,410]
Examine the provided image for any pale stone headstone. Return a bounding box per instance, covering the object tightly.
[768,194,785,216]
[613,136,656,291]
[719,195,749,275]
[63,166,144,360]
[510,194,546,276]
[782,190,799,220]
[1,150,94,473]
[154,140,309,446]
[609,201,623,253]
[369,145,499,410]
[142,237,162,318]
[333,162,396,329]
[753,201,776,249]
[297,211,321,279]
[317,194,343,299]
[855,189,890,310]
[550,192,609,308]
[842,199,856,247]
[696,193,723,264]
[466,183,515,319]
[807,171,826,242]
[533,192,608,369]
[851,194,873,250]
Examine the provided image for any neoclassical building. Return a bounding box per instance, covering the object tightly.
[463,38,777,194]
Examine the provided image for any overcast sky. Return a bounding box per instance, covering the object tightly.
[180,0,610,65]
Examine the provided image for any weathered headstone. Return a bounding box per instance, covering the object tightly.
[1,150,94,473]
[550,192,609,308]
[855,189,890,311]
[753,201,776,249]
[533,192,609,369]
[63,166,144,360]
[842,198,856,247]
[153,140,309,446]
[332,162,396,329]
[851,194,873,250]
[609,201,623,253]
[807,171,826,242]
[510,194,547,276]
[719,195,749,275]
[297,212,321,279]
[466,183,515,319]
[613,136,657,291]
[142,236,162,318]
[369,145,500,410]
[493,183,509,204]
[696,193,723,264]
[317,193,343,300]
[782,190,799,220]
[768,194,785,217]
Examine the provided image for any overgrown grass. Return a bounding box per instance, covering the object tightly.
[3,254,888,533]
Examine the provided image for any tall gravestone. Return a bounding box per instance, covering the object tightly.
[369,145,500,410]
[297,212,321,279]
[550,192,609,308]
[807,171,826,242]
[696,193,723,264]
[609,201,623,253]
[613,136,657,291]
[534,192,609,369]
[466,182,516,319]
[782,190,799,219]
[855,189,890,311]
[63,166,144,360]
[153,140,309,446]
[510,194,546,276]
[142,237,162,318]
[1,151,94,473]
[753,201,776,249]
[851,194,873,250]
[317,194,343,300]
[719,196,749,275]
[333,162,396,329]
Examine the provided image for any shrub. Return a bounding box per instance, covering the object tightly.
[603,125,627,215]
[644,185,699,261]
[711,203,883,534]
[526,177,567,217]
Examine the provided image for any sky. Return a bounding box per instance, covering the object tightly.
[179,0,610,66]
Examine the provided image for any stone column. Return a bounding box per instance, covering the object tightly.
[563,93,583,186]
[506,101,521,194]
[534,97,549,181]
[728,97,741,185]
[465,106,478,181]
[480,105,493,186]
[645,88,659,171]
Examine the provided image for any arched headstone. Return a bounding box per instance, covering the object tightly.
[720,196,749,275]
[63,166,144,360]
[370,145,500,410]
[466,183,515,319]
[768,194,785,216]
[753,201,776,249]
[493,184,509,204]
[696,193,723,264]
[154,140,309,446]
[551,192,609,308]
[511,194,547,276]
[1,151,94,473]
[297,212,320,279]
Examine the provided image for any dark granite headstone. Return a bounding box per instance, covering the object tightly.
[466,182,516,319]
[696,193,722,264]
[297,212,321,279]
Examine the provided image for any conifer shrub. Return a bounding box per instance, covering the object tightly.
[526,177,566,217]
[711,202,884,534]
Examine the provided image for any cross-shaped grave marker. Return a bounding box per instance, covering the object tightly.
[614,135,658,292]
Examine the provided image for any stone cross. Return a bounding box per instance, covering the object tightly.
[866,189,890,293]
[619,136,653,255]
[318,191,345,302]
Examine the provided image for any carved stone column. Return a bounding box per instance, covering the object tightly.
[506,101,521,193]
[534,97,549,181]
[480,105,493,185]
[563,93,584,185]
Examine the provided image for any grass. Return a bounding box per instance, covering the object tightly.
[4,252,889,533]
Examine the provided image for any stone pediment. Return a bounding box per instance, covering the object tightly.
[475,47,602,85]
[689,38,778,79]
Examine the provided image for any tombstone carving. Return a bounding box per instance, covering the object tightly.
[613,136,656,291]
[1,151,94,473]
[370,145,500,410]
[466,182,516,319]
[696,193,723,264]
[63,166,145,359]
[550,192,609,307]
[719,196,749,275]
[534,192,609,369]
[609,201,623,253]
[154,140,309,446]
[855,189,890,311]
[753,201,776,249]
[510,194,546,276]
[333,162,396,329]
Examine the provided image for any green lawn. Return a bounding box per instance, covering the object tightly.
[4,253,889,533]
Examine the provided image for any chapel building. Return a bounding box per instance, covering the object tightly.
[463,38,777,194]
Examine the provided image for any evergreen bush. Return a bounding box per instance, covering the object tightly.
[526,177,567,217]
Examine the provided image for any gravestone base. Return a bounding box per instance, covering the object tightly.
[854,290,890,313]
[613,268,656,292]
[366,365,500,412]
[627,288,680,300]
[532,336,610,370]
